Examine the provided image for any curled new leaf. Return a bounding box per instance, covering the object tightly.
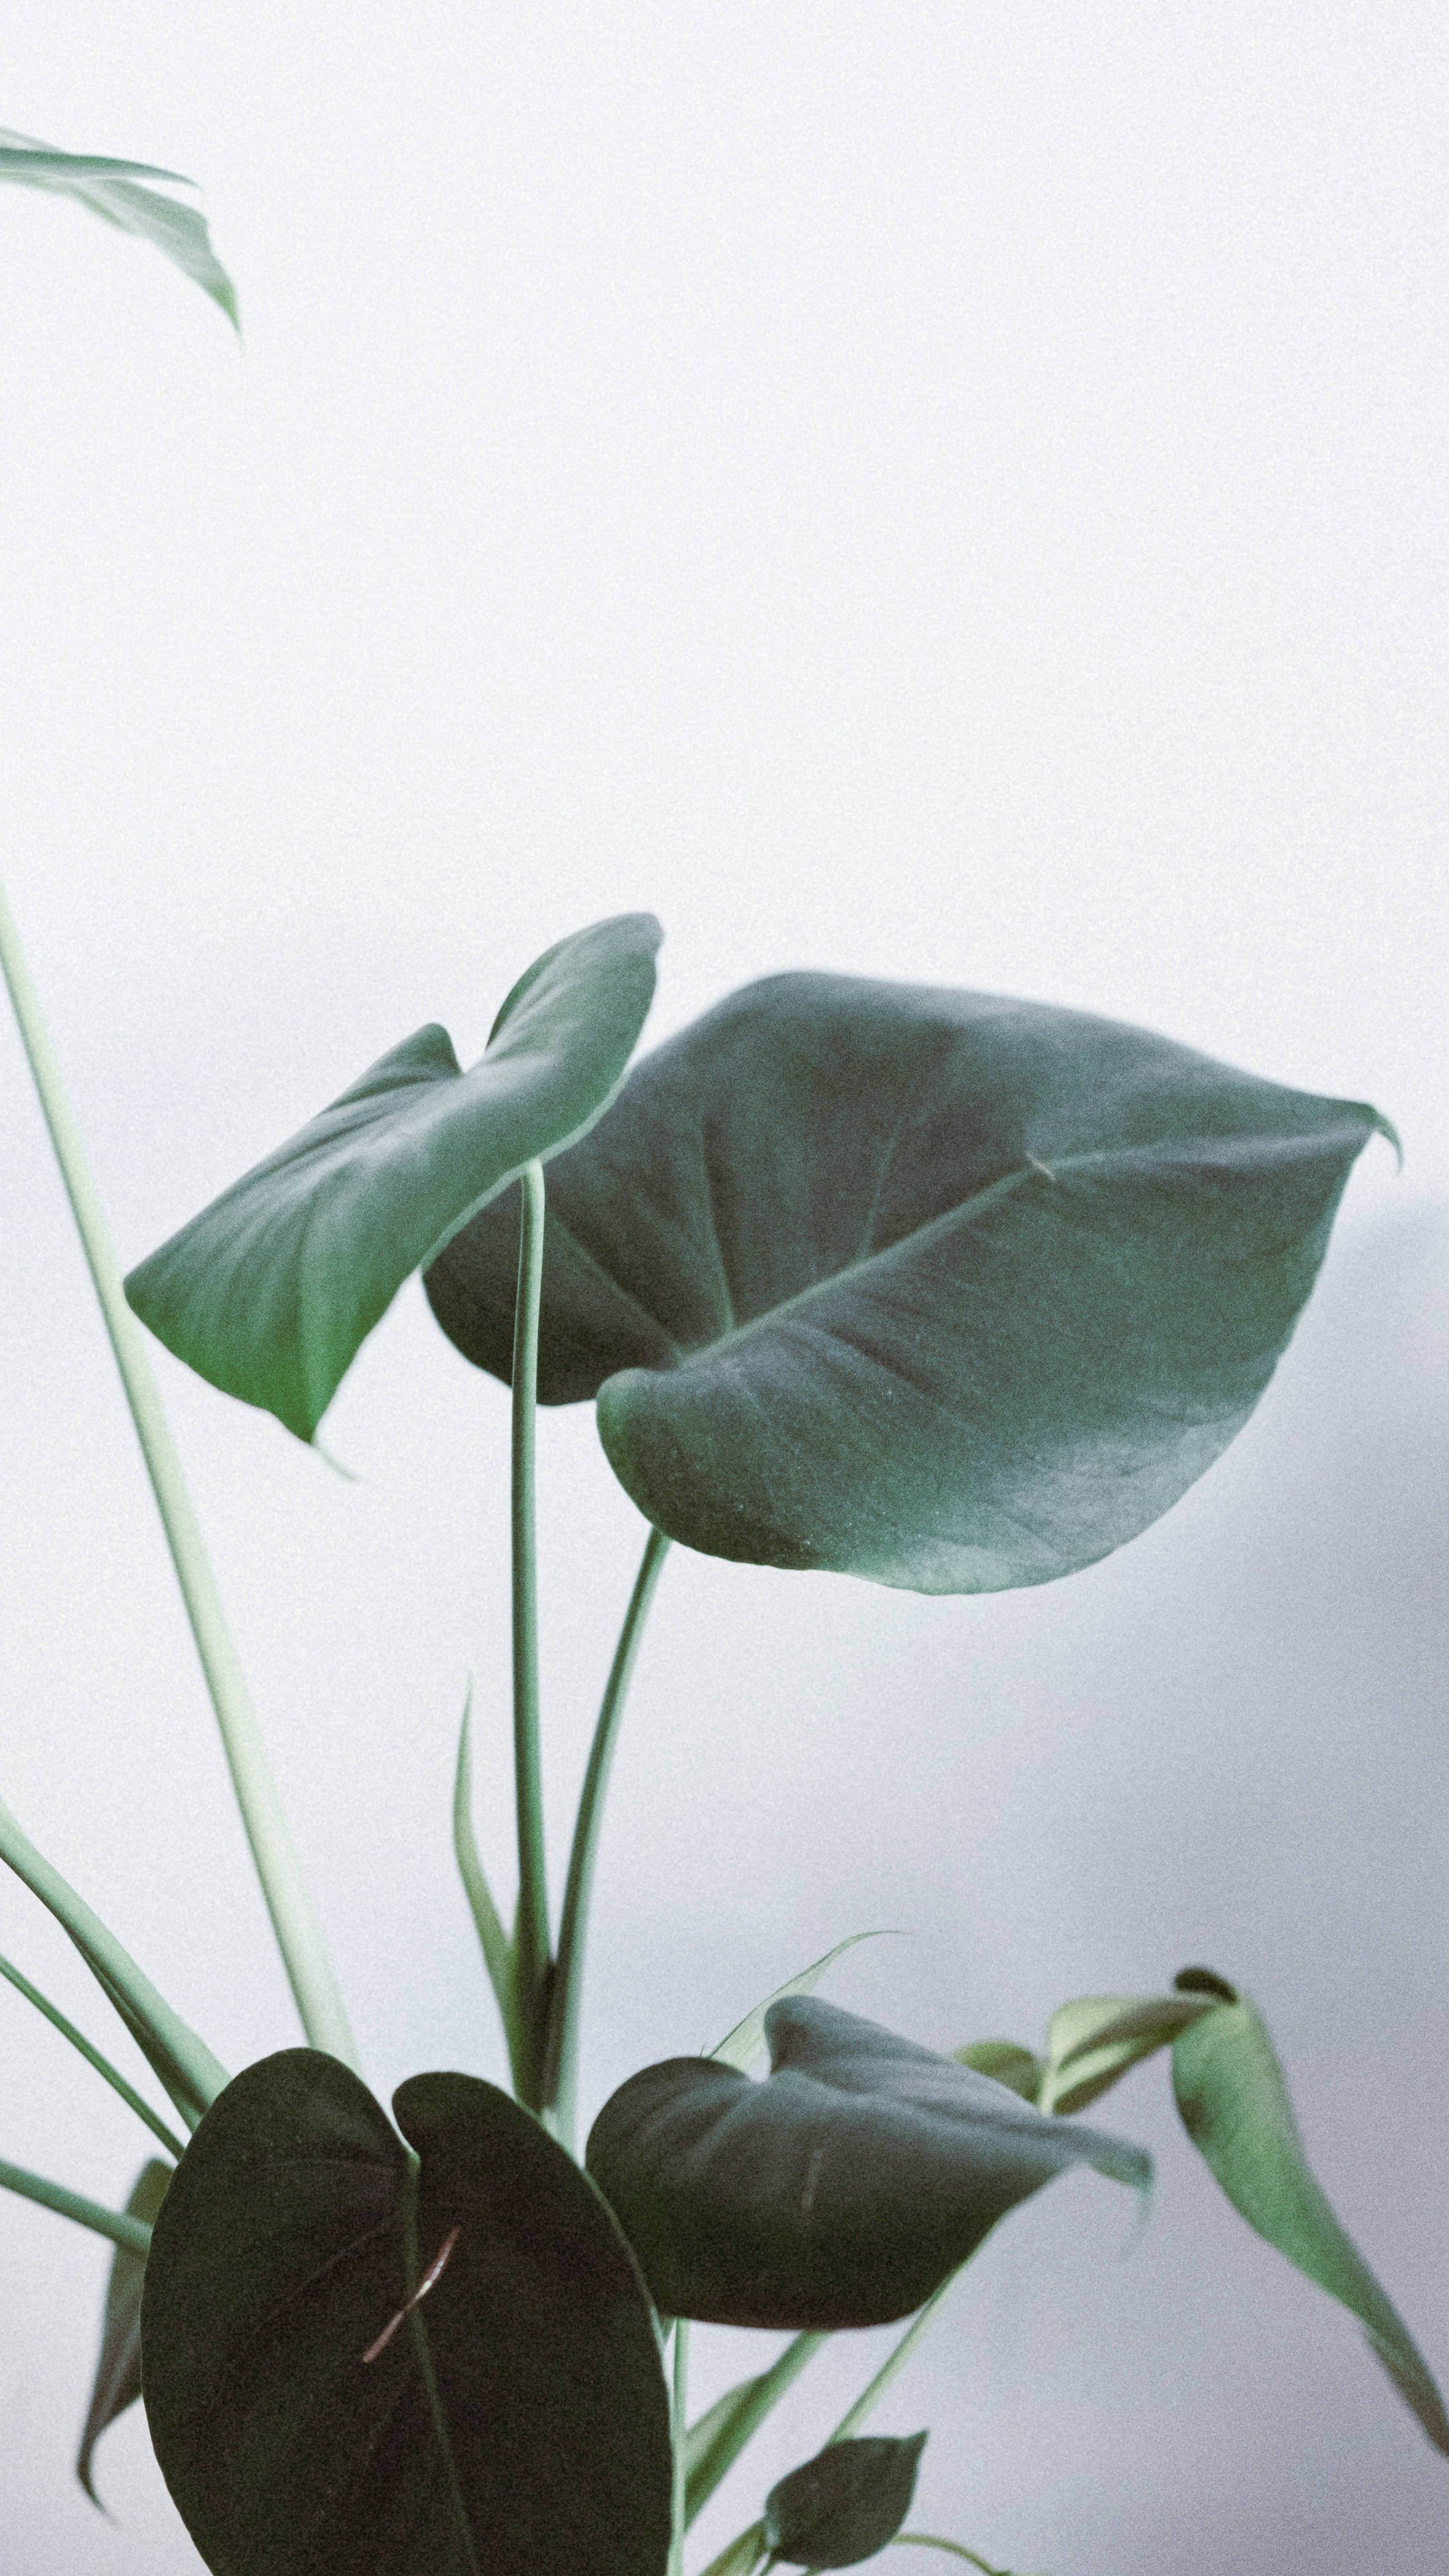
[125,915,661,1440]
[586,1997,1148,2329]
[76,2157,172,2508]
[764,2434,928,2567]
[425,973,1390,1593]
[1171,1991,1449,2459]
[1038,1990,1220,2116]
[142,2050,672,2575]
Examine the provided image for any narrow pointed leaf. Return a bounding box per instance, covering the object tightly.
[0,129,237,324]
[77,2157,172,2507]
[712,1934,890,2074]
[765,2434,928,2567]
[1040,1991,1221,2115]
[953,2041,1043,2104]
[1172,1993,1449,2456]
[126,915,661,1440]
[698,2526,767,2576]
[425,973,1389,1593]
[587,1997,1148,2329]
[142,2049,672,2575]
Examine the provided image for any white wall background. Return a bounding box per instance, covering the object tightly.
[0,7,1444,2571]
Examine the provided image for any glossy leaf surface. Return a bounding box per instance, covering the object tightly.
[0,129,236,323]
[587,1997,1148,2328]
[1172,1995,1449,2456]
[425,973,1387,1591]
[142,2050,672,2575]
[77,2157,172,2506]
[127,916,661,1440]
[764,2434,928,2567]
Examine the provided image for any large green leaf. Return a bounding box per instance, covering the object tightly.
[1172,1994,1449,2458]
[586,1998,1148,2329]
[763,2434,928,2567]
[424,973,1390,1592]
[0,129,237,325]
[126,915,661,1440]
[77,2157,172,2506]
[142,2049,672,2575]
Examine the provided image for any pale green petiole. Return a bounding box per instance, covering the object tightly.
[0,2156,154,2258]
[508,1159,551,2110]
[0,1793,226,2129]
[544,1523,671,2147]
[451,1690,521,2086]
[669,2320,690,2576]
[684,2330,827,2527]
[0,1950,186,2158]
[890,2541,1035,2575]
[827,2270,962,2446]
[0,876,358,2074]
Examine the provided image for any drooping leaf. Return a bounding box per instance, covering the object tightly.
[586,1997,1148,2329]
[125,914,661,1440]
[142,2049,672,2575]
[1171,1991,1449,2457]
[711,1933,890,2074]
[0,129,237,324]
[77,2157,172,2508]
[1039,1990,1221,2115]
[953,2041,1044,2104]
[764,2434,928,2567]
[425,973,1391,1593]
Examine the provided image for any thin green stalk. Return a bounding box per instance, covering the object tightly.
[669,2320,690,2576]
[451,1689,521,2085]
[827,2271,961,2445]
[545,1524,671,2145]
[0,1950,185,2158]
[685,2331,827,2526]
[892,2541,1026,2575]
[509,1159,550,2108]
[0,2156,152,2257]
[696,2523,767,2576]
[0,877,358,2073]
[0,1792,226,2127]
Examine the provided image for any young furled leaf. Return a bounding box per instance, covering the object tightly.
[0,129,237,324]
[763,2434,928,2567]
[1038,1990,1220,2115]
[425,973,1390,1593]
[1172,1988,1449,2459]
[126,916,661,1440]
[587,1996,1148,2329]
[76,2157,172,2508]
[142,2050,672,2576]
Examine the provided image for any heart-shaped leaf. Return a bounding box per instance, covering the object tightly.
[142,2049,672,2575]
[424,973,1390,1592]
[76,2156,172,2506]
[586,1997,1148,2329]
[126,915,661,1440]
[1172,1990,1449,2457]
[763,2434,928,2567]
[0,129,237,325]
[1039,1990,1221,2115]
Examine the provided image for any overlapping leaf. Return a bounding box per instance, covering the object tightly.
[763,2435,928,2567]
[1172,1994,1449,2457]
[126,915,661,1439]
[1038,1989,1220,2115]
[76,2157,172,2506]
[0,129,236,323]
[425,972,1390,1592]
[142,2049,672,2576]
[586,1997,1148,2329]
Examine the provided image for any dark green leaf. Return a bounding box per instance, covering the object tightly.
[953,2042,1043,2104]
[1040,1991,1220,2115]
[0,128,237,325]
[126,915,661,1440]
[1172,1993,1449,2457]
[142,2049,672,2575]
[77,2157,171,2507]
[425,973,1389,1592]
[764,2434,928,2567]
[586,1997,1148,2328]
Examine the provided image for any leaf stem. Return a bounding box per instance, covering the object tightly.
[669,2320,690,2576]
[545,1524,671,2145]
[0,2156,153,2257]
[509,1159,550,2108]
[451,1689,521,2085]
[891,2541,1026,2575]
[0,1951,184,2158]
[684,2331,827,2527]
[0,876,358,2073]
[827,2271,961,2445]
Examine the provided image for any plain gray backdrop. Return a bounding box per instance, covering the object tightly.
[1,7,1444,2571]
